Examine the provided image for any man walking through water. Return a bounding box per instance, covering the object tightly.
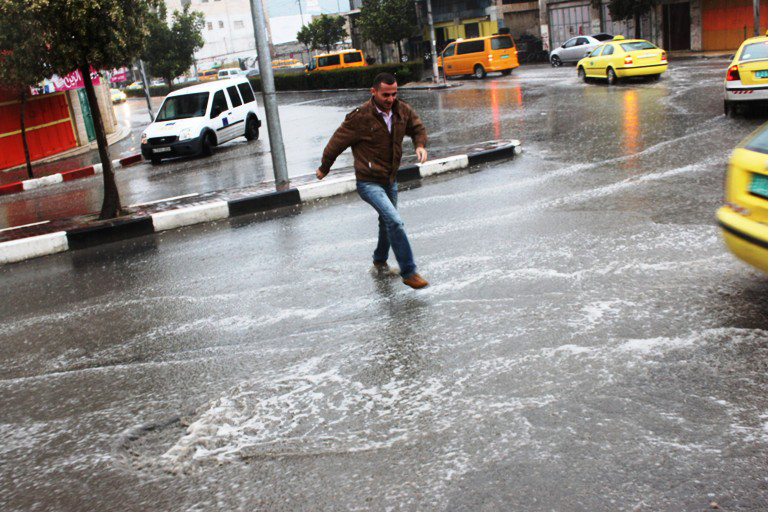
[316,72,429,289]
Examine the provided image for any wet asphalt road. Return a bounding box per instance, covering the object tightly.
[3,60,768,511]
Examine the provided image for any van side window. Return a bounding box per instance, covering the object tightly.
[210,90,228,118]
[457,40,484,55]
[226,86,243,107]
[318,54,341,67]
[344,52,362,63]
[443,44,455,57]
[237,82,255,104]
[491,37,514,50]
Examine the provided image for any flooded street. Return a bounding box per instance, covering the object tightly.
[3,59,768,511]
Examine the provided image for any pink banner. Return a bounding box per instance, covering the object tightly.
[52,68,100,91]
[110,67,127,83]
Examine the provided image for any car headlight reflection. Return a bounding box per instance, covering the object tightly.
[140,132,147,145]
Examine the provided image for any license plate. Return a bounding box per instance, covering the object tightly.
[152,147,172,153]
[756,70,768,78]
[749,173,768,197]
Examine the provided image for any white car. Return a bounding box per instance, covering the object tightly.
[140,77,261,165]
[550,33,613,67]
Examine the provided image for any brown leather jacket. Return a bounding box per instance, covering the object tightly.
[318,97,427,184]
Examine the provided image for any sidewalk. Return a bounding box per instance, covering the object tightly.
[0,123,135,186]
[0,139,522,265]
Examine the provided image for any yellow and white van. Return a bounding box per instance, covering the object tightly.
[439,34,520,78]
[307,49,366,72]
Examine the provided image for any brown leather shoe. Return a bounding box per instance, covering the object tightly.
[373,260,389,271]
[402,273,429,289]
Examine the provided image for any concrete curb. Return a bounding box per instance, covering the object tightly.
[0,139,522,265]
[0,154,142,196]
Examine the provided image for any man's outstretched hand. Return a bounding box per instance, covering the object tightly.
[416,147,427,164]
[316,168,326,180]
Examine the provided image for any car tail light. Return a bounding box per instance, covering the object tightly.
[661,51,667,61]
[488,54,493,61]
[727,64,740,81]
[624,55,633,65]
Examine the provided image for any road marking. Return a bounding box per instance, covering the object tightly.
[0,220,51,233]
[128,193,199,208]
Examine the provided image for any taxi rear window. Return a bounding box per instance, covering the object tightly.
[620,41,657,51]
[740,42,768,62]
[491,37,513,50]
[744,128,768,154]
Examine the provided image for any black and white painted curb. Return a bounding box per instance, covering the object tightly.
[0,140,521,265]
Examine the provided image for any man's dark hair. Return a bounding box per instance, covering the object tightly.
[372,72,397,89]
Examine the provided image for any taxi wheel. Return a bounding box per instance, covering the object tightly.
[606,67,618,85]
[551,55,562,67]
[724,100,736,117]
[578,67,588,83]
[474,65,486,79]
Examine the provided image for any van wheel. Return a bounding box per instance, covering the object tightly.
[474,65,486,79]
[201,132,215,156]
[501,69,512,76]
[245,116,260,141]
[578,66,588,82]
[607,67,618,85]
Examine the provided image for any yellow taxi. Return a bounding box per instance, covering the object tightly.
[724,31,768,116]
[717,122,768,274]
[110,88,127,104]
[576,35,667,85]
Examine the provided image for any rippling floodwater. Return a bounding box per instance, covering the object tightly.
[3,60,768,511]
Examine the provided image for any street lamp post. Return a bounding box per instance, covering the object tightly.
[755,0,761,37]
[249,0,289,187]
[424,0,441,83]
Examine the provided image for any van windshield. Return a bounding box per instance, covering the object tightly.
[491,37,513,50]
[156,92,210,121]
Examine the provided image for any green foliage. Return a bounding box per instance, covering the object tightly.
[607,0,657,21]
[143,3,205,85]
[249,62,422,92]
[295,15,347,53]
[358,0,417,48]
[608,0,657,37]
[45,0,157,73]
[0,0,53,89]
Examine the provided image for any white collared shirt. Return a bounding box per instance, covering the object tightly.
[375,105,393,133]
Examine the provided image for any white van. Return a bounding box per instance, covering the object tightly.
[140,77,261,164]
[218,68,243,79]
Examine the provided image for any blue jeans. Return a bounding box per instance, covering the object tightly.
[356,180,417,278]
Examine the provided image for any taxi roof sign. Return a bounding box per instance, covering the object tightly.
[613,35,625,40]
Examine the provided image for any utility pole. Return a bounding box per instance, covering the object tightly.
[424,0,441,83]
[138,59,154,122]
[261,0,276,60]
[249,0,289,187]
[755,0,761,37]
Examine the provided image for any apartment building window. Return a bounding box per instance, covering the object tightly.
[218,20,224,28]
[202,0,208,3]
[234,20,244,29]
[207,21,212,30]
